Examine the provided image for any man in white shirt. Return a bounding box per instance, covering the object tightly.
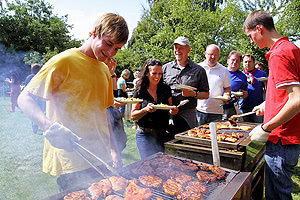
[197,44,231,125]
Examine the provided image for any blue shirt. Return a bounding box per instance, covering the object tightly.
[239,69,268,111]
[224,70,248,109]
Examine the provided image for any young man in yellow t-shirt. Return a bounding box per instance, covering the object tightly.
[18,13,129,191]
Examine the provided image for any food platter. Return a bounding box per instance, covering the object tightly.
[174,84,197,91]
[211,96,230,101]
[151,104,175,110]
[114,97,143,104]
[256,77,268,81]
[231,91,243,97]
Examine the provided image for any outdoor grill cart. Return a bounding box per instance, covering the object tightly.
[165,122,265,200]
[44,152,251,200]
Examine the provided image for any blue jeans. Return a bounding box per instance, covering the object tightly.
[265,140,300,200]
[197,111,223,125]
[136,129,164,159]
[118,105,126,117]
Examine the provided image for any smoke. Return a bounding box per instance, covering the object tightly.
[0,44,31,84]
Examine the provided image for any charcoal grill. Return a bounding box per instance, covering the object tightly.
[44,152,251,200]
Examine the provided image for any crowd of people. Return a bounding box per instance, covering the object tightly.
[12,10,300,200]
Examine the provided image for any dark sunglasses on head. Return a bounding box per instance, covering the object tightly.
[147,60,162,66]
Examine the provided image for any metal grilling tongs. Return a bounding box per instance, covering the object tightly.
[72,141,120,178]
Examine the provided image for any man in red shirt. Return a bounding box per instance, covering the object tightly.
[244,10,300,199]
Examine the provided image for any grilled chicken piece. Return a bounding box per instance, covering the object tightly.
[105,195,124,200]
[163,179,184,196]
[150,154,183,168]
[173,172,192,185]
[155,167,177,179]
[196,171,217,184]
[88,179,112,200]
[176,161,199,172]
[124,179,152,200]
[177,191,203,200]
[139,175,163,188]
[131,164,154,176]
[186,181,207,193]
[156,198,164,200]
[109,176,129,192]
[197,162,210,171]
[209,166,227,180]
[64,190,91,200]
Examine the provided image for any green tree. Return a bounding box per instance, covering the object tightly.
[0,0,81,54]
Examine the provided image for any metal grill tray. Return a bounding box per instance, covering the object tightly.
[175,122,258,150]
[119,152,238,200]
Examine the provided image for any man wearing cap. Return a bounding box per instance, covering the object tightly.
[163,36,209,136]
[197,44,231,125]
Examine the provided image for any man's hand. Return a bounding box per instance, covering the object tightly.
[249,124,270,142]
[181,88,195,97]
[253,101,265,116]
[104,57,117,75]
[44,122,81,151]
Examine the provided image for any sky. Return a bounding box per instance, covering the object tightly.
[46,0,149,40]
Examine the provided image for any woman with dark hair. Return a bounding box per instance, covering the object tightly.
[131,60,178,159]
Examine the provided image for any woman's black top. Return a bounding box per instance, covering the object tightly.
[133,84,172,130]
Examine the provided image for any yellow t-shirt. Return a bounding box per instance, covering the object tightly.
[25,48,114,176]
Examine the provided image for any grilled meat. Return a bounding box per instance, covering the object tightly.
[173,172,192,185]
[105,195,124,200]
[209,166,227,180]
[124,179,152,200]
[64,190,91,200]
[163,179,184,196]
[139,175,163,188]
[196,171,217,183]
[154,167,177,179]
[150,153,183,168]
[197,162,210,171]
[176,161,198,172]
[177,191,203,200]
[186,181,207,193]
[88,178,112,200]
[131,164,154,176]
[109,176,129,192]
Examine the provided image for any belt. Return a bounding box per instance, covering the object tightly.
[138,127,166,136]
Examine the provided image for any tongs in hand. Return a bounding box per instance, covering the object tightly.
[72,141,120,177]
[228,111,256,126]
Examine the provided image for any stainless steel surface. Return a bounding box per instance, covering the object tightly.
[209,122,220,167]
[231,111,256,119]
[73,141,120,176]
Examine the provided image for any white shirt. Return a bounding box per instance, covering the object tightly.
[197,61,230,114]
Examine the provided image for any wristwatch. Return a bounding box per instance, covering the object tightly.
[194,91,198,98]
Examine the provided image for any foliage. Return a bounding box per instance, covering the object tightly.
[117,0,300,73]
[0,0,82,80]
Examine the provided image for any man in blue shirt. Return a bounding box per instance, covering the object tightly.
[223,51,248,119]
[239,54,268,122]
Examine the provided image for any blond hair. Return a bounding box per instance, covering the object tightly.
[90,13,129,44]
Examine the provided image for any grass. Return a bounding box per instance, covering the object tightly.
[1,97,300,199]
[0,97,139,200]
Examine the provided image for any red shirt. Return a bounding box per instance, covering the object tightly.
[265,37,300,145]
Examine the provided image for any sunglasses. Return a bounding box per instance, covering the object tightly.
[147,60,162,66]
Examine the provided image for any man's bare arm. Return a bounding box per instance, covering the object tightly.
[18,91,52,131]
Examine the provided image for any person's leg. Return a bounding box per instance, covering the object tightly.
[197,111,208,125]
[207,113,223,123]
[136,129,162,159]
[265,141,300,200]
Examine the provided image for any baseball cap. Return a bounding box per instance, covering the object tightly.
[173,36,190,46]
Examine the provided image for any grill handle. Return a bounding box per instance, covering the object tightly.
[210,122,220,167]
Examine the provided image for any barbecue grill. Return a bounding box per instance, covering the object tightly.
[44,152,251,200]
[165,122,265,200]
